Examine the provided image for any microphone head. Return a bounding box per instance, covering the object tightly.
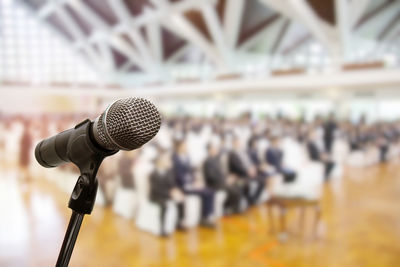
[93,98,161,151]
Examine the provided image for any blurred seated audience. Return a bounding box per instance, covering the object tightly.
[266,136,297,183]
[228,137,266,205]
[118,150,137,189]
[150,152,185,236]
[203,143,243,214]
[2,110,400,237]
[247,137,273,181]
[173,140,215,227]
[306,131,335,180]
[97,157,118,206]
[323,113,337,154]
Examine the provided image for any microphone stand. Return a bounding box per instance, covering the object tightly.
[56,211,84,267]
[54,120,116,267]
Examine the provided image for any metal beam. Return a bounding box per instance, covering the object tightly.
[108,35,151,72]
[165,44,190,64]
[385,22,400,43]
[270,19,291,54]
[201,4,230,64]
[146,20,163,63]
[237,14,281,50]
[97,41,116,72]
[37,0,66,18]
[378,11,400,40]
[68,0,109,31]
[68,0,152,72]
[349,0,371,28]
[288,0,339,57]
[259,0,339,57]
[107,0,156,71]
[354,0,397,30]
[162,13,226,69]
[335,0,351,56]
[56,6,107,71]
[223,0,245,49]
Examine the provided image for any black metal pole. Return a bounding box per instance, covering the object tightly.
[56,211,85,267]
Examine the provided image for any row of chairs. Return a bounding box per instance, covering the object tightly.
[33,137,399,238]
[39,137,334,236]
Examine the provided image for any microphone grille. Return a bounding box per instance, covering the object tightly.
[95,98,161,150]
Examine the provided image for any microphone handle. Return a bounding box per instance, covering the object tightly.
[35,128,72,168]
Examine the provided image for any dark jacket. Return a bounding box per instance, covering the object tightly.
[149,169,176,203]
[307,141,321,161]
[203,155,225,190]
[248,148,260,166]
[323,121,337,141]
[172,153,194,190]
[228,151,248,178]
[266,148,283,171]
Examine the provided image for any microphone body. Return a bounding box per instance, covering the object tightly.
[35,98,161,168]
[35,128,78,168]
[35,120,108,168]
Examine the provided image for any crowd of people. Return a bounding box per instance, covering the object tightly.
[1,111,400,236]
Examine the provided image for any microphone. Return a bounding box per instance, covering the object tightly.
[35,98,161,264]
[35,97,161,168]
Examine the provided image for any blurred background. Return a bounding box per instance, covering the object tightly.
[0,0,400,266]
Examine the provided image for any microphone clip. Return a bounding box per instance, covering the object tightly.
[66,119,116,214]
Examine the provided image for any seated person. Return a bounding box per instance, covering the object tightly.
[203,143,243,214]
[118,150,137,189]
[265,136,296,183]
[306,131,335,180]
[173,140,216,227]
[247,138,273,178]
[149,152,185,236]
[97,157,118,206]
[228,137,266,205]
[377,125,392,163]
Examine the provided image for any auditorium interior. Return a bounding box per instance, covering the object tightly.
[1,0,400,266]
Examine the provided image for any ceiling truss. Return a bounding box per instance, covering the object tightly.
[17,0,400,86]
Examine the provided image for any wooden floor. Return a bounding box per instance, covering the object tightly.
[1,162,400,267]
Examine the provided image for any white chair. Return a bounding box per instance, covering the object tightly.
[95,187,107,207]
[346,151,366,167]
[268,162,324,238]
[182,195,202,228]
[272,162,325,200]
[365,147,379,165]
[134,159,180,235]
[282,138,307,171]
[112,185,137,219]
[55,170,78,194]
[332,140,349,164]
[388,144,400,160]
[330,140,348,180]
[136,198,178,235]
[186,131,207,168]
[214,190,227,218]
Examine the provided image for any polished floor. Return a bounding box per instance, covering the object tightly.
[1,162,400,267]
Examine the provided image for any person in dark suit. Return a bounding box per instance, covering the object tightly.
[265,136,296,183]
[173,140,215,227]
[203,143,243,214]
[323,113,337,154]
[149,152,185,236]
[248,137,273,178]
[377,124,390,163]
[306,131,335,180]
[228,137,266,205]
